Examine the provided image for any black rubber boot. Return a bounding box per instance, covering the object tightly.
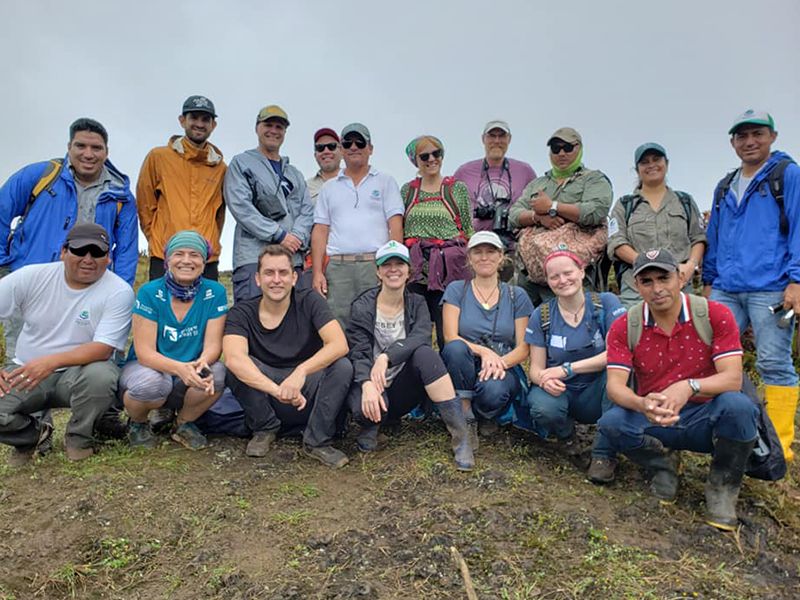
[624,435,680,501]
[437,399,475,471]
[705,437,756,531]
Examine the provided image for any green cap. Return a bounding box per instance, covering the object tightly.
[634,142,667,165]
[728,109,775,134]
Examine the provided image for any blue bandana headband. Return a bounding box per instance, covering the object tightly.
[164,230,209,302]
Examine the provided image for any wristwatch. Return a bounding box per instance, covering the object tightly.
[561,362,574,379]
[688,378,701,395]
[548,201,559,217]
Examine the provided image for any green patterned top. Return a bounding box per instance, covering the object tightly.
[401,179,475,240]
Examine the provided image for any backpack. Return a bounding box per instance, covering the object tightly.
[712,158,793,236]
[540,292,606,349]
[612,191,695,282]
[627,294,786,481]
[403,176,466,239]
[6,158,124,252]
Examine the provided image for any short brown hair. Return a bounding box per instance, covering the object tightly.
[257,244,294,270]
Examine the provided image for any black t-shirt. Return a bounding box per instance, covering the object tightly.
[224,289,334,369]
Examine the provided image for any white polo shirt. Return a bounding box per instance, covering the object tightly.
[314,167,404,255]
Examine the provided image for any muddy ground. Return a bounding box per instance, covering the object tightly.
[0,416,798,600]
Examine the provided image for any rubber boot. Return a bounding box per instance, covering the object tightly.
[624,435,679,501]
[764,384,798,462]
[705,437,756,531]
[437,398,475,471]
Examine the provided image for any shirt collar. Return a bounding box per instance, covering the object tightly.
[643,292,690,327]
[336,166,377,181]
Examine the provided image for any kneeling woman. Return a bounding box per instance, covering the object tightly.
[121,231,228,450]
[441,231,533,440]
[526,250,625,482]
[347,240,474,471]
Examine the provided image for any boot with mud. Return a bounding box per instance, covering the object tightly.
[705,437,755,531]
[624,434,680,501]
[437,398,475,471]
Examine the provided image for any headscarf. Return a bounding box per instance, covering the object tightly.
[163,230,210,301]
[405,135,445,166]
[549,146,584,180]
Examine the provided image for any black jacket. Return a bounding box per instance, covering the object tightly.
[346,286,432,384]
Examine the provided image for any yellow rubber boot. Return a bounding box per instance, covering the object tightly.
[764,385,799,462]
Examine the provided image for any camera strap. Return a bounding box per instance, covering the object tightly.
[480,159,512,205]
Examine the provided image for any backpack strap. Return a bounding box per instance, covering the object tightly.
[589,292,606,338]
[767,159,792,236]
[686,294,713,346]
[713,170,738,212]
[619,194,641,225]
[440,177,465,238]
[7,159,64,250]
[674,191,694,234]
[540,298,553,348]
[403,177,422,218]
[626,301,645,353]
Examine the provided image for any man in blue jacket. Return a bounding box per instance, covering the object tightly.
[0,118,139,286]
[703,109,800,462]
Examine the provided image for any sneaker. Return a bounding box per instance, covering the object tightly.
[303,444,349,469]
[128,421,156,449]
[246,430,276,457]
[587,457,618,484]
[65,445,94,461]
[149,407,175,434]
[172,422,209,450]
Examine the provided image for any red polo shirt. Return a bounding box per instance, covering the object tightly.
[606,293,743,403]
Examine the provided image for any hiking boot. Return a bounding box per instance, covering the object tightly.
[172,422,209,451]
[557,432,583,458]
[437,398,475,471]
[356,423,379,453]
[246,430,276,457]
[705,437,756,531]
[625,436,679,501]
[7,446,35,467]
[587,457,618,484]
[303,444,349,469]
[128,421,156,449]
[9,419,55,466]
[65,445,94,461]
[149,407,175,434]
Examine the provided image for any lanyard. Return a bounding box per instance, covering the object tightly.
[481,158,512,204]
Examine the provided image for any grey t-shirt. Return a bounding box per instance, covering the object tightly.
[73,166,111,223]
[373,308,405,387]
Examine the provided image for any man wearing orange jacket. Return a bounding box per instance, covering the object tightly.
[137,95,226,281]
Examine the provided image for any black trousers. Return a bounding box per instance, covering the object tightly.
[408,283,444,350]
[227,356,352,447]
[149,257,219,281]
[348,346,448,424]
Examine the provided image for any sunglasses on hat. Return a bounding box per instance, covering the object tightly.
[550,142,578,154]
[314,142,338,152]
[418,149,443,162]
[342,138,367,149]
[68,245,108,258]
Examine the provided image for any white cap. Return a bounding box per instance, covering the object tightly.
[467,231,504,250]
[375,240,410,265]
[483,120,511,135]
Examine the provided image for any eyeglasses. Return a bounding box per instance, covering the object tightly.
[418,149,443,162]
[314,142,338,152]
[342,138,367,149]
[550,142,578,155]
[68,245,108,258]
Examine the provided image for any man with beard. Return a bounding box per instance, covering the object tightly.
[306,128,342,203]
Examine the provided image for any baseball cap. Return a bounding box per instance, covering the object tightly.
[467,231,504,250]
[547,127,582,146]
[634,142,667,165]
[483,120,511,136]
[256,105,290,126]
[341,123,371,144]
[313,127,340,143]
[375,240,410,265]
[728,109,775,134]
[632,248,679,277]
[65,223,110,252]
[182,95,217,117]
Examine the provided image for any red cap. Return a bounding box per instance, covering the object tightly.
[313,127,340,143]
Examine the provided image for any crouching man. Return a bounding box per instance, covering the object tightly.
[598,249,758,530]
[0,224,133,464]
[223,244,352,468]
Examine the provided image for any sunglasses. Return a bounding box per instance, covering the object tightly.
[418,149,443,162]
[314,142,338,152]
[342,138,367,149]
[550,142,578,154]
[68,245,108,258]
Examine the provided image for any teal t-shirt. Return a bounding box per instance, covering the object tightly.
[128,277,228,362]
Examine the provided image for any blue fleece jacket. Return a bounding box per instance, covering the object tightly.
[703,151,800,292]
[0,156,139,285]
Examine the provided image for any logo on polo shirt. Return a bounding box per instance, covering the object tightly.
[163,325,178,342]
[75,309,91,326]
[370,189,381,200]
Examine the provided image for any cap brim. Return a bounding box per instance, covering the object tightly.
[68,238,109,252]
[632,262,677,277]
[184,108,217,117]
[728,119,772,134]
[376,253,410,265]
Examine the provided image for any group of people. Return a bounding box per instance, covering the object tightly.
[0,98,798,533]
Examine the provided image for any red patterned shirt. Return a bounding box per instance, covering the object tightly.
[606,294,742,403]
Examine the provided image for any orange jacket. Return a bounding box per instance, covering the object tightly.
[136,136,226,261]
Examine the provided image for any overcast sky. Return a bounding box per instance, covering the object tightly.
[2,0,798,270]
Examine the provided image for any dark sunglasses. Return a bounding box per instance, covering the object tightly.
[68,245,108,258]
[342,138,367,149]
[314,142,338,152]
[418,149,443,162]
[550,142,578,154]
